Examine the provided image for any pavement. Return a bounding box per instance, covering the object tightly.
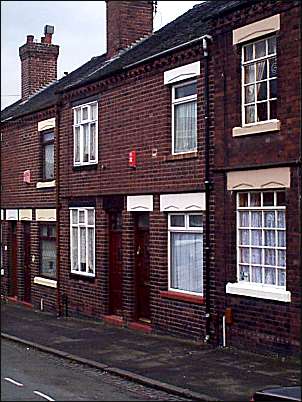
[1,301,300,401]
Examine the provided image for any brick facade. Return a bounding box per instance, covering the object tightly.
[1,0,300,356]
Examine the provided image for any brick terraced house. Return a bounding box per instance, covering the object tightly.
[1,0,301,356]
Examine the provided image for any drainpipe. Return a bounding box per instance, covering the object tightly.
[55,98,61,317]
[202,36,211,342]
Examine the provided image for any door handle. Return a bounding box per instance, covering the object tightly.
[136,245,141,255]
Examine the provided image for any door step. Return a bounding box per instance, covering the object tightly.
[128,321,152,333]
[103,315,124,327]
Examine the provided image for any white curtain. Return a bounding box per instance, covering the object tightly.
[72,227,78,271]
[90,123,96,161]
[80,228,86,271]
[174,101,197,153]
[83,124,89,162]
[171,232,202,293]
[74,127,80,162]
[88,228,94,273]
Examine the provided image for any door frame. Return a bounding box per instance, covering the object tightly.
[8,221,18,297]
[23,222,31,303]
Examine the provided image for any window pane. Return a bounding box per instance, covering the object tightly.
[91,104,97,120]
[250,193,261,207]
[277,211,285,228]
[44,143,54,180]
[264,230,275,247]
[245,105,255,123]
[175,82,197,99]
[257,101,268,122]
[256,60,267,81]
[239,211,249,227]
[170,215,185,227]
[256,82,267,101]
[263,192,274,206]
[277,231,286,247]
[72,227,78,271]
[79,211,85,224]
[251,230,262,246]
[72,210,78,225]
[239,193,248,207]
[252,265,262,283]
[170,232,202,293]
[255,39,266,58]
[87,228,94,274]
[42,132,54,143]
[245,85,255,103]
[276,192,285,206]
[244,65,255,84]
[75,108,81,124]
[269,79,277,99]
[270,100,277,119]
[239,230,249,245]
[269,57,277,78]
[174,101,197,153]
[41,225,48,237]
[87,210,94,225]
[251,248,261,264]
[278,269,285,286]
[83,124,89,162]
[74,127,80,163]
[41,239,56,278]
[265,248,275,265]
[189,215,203,227]
[80,228,86,272]
[268,37,276,54]
[239,247,250,263]
[49,225,56,238]
[251,211,261,227]
[277,250,286,267]
[239,265,250,281]
[244,44,253,61]
[90,123,96,161]
[264,267,276,285]
[264,211,275,228]
[82,107,88,120]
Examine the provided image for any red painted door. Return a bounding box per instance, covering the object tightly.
[109,212,123,316]
[8,222,18,297]
[135,213,150,322]
[23,223,31,303]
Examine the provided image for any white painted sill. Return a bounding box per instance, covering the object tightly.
[33,276,57,288]
[36,180,56,189]
[232,120,280,137]
[226,282,291,302]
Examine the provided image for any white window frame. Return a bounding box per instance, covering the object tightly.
[70,207,95,277]
[73,101,98,166]
[168,213,203,296]
[236,191,286,289]
[241,36,277,126]
[171,80,197,155]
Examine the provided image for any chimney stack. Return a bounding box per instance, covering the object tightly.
[19,25,59,101]
[106,1,154,59]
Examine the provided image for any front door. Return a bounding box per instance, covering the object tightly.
[23,223,31,303]
[8,221,18,297]
[109,212,123,315]
[135,213,150,322]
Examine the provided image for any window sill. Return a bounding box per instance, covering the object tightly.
[232,120,280,137]
[33,276,57,288]
[72,164,98,171]
[70,272,95,282]
[36,180,56,189]
[160,290,205,304]
[164,151,198,162]
[226,282,291,302]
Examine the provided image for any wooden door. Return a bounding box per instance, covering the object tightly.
[23,223,31,303]
[109,212,123,316]
[135,213,150,322]
[8,222,18,297]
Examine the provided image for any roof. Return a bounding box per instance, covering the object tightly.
[1,0,257,121]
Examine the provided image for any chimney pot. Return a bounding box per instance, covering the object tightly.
[41,37,45,43]
[27,35,34,43]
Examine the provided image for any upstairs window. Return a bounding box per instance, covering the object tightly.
[42,131,54,180]
[172,81,197,154]
[242,36,277,125]
[73,102,98,166]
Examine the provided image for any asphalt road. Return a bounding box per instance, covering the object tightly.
[1,339,188,401]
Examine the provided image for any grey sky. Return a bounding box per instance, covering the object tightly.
[1,1,201,109]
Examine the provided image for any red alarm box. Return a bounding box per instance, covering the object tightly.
[23,169,31,183]
[129,150,137,167]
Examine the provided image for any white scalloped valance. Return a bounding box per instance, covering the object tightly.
[38,117,55,132]
[19,209,32,221]
[160,193,206,212]
[233,14,280,45]
[227,167,290,191]
[127,195,153,212]
[36,209,56,221]
[164,62,200,85]
[6,209,18,220]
